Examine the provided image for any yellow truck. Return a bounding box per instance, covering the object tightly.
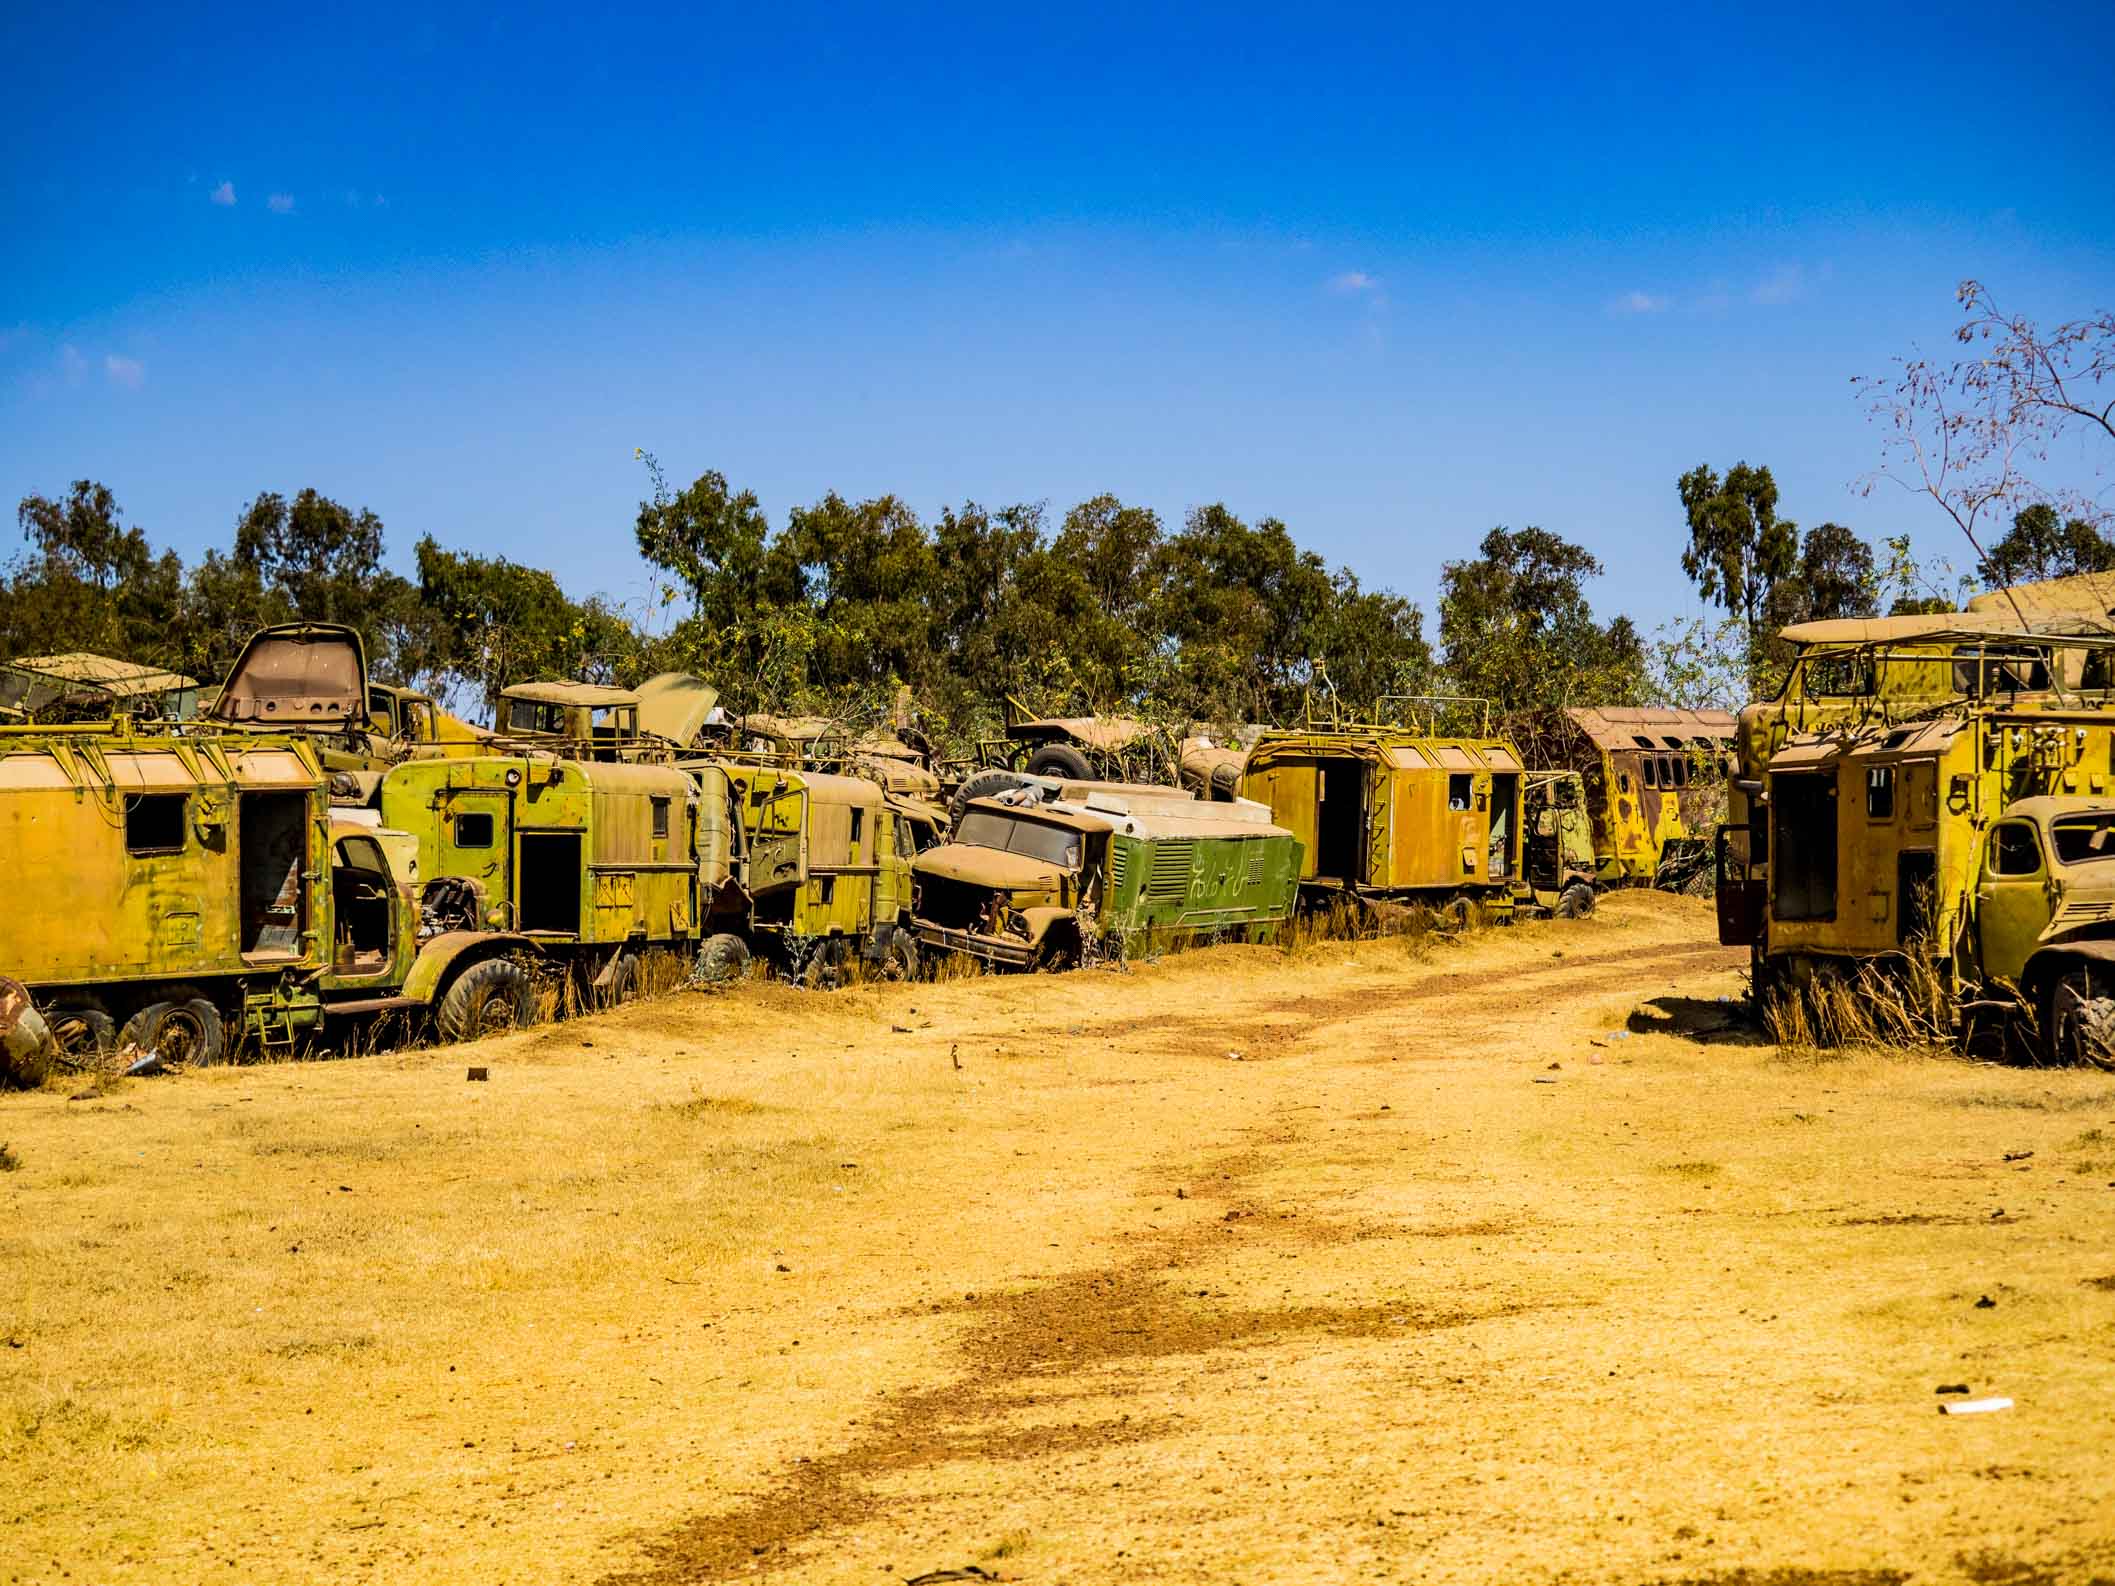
[0,721,547,1066]
[1239,700,1530,919]
[682,759,920,983]
[1753,701,2115,1065]
[376,753,703,1002]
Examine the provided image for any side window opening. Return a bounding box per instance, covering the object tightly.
[849,807,865,850]
[1446,774,1472,810]
[1866,766,1895,820]
[1641,758,1659,789]
[1989,823,2042,877]
[126,793,187,854]
[1672,757,1690,788]
[455,811,495,848]
[651,796,671,840]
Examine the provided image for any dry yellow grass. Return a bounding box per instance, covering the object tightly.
[2,893,2112,1585]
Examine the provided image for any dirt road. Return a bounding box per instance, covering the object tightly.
[4,894,2113,1585]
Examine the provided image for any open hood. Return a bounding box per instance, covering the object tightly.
[210,624,368,729]
[635,672,721,748]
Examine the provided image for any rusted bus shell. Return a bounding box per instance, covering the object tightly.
[1509,707,1735,885]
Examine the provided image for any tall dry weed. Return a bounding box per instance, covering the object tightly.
[1762,953,1957,1060]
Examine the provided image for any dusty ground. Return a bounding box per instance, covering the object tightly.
[3,892,2113,1586]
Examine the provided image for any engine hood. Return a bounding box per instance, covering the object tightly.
[211,624,368,729]
[914,844,1068,895]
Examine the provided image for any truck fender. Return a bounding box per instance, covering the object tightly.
[2021,936,2115,1000]
[1017,906,1077,946]
[403,932,542,1007]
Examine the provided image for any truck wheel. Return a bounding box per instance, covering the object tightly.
[2048,970,2115,1071]
[1025,744,1093,782]
[49,1002,116,1062]
[695,934,751,985]
[120,999,226,1068]
[436,959,536,1044]
[1554,882,1596,919]
[801,942,846,990]
[879,926,920,982]
[596,951,641,1009]
[949,768,1025,823]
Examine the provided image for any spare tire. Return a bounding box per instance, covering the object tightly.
[1024,744,1094,782]
[949,768,1027,824]
[1208,762,1242,801]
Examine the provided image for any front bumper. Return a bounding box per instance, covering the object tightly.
[913,920,1035,968]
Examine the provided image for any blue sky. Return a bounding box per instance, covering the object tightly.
[4,0,2111,638]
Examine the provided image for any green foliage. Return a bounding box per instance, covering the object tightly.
[1677,461,1799,686]
[414,537,634,710]
[1978,503,2115,588]
[1437,527,1645,713]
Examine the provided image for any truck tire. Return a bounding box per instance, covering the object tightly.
[2048,969,2115,1071]
[49,1002,116,1062]
[695,933,751,985]
[1208,762,1242,801]
[1032,927,1082,973]
[949,768,1025,824]
[596,951,641,1009]
[879,926,919,982]
[120,998,226,1068]
[1025,744,1093,781]
[436,958,537,1044]
[1554,882,1596,919]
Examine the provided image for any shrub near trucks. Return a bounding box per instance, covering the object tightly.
[912,782,1301,970]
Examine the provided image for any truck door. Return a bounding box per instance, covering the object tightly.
[749,782,807,894]
[438,787,513,924]
[1975,819,2051,987]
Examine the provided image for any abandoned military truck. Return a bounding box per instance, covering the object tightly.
[1750,704,2115,1066]
[1240,707,1530,919]
[376,753,702,1005]
[681,759,921,984]
[911,779,1301,970]
[0,722,549,1065]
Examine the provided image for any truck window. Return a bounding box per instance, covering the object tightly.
[954,811,1083,868]
[455,811,495,848]
[126,793,187,854]
[651,796,671,839]
[2051,815,2115,863]
[1641,759,1659,790]
[849,807,864,850]
[1447,774,1472,810]
[1865,767,1894,820]
[1988,823,2043,877]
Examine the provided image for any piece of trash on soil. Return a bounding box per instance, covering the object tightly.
[2003,1150,2034,1163]
[1975,1294,1997,1309]
[465,1066,489,1082]
[1935,1383,1971,1395]
[1940,1396,2013,1415]
[1226,1049,1245,1061]
[125,1046,165,1077]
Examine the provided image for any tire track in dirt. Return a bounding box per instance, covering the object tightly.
[600,1128,1548,1585]
[600,927,1733,1583]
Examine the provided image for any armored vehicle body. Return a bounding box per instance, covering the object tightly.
[911,780,1301,970]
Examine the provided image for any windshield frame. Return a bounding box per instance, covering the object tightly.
[954,809,1086,870]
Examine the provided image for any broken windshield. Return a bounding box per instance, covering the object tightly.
[954,810,1083,869]
[2051,814,2115,864]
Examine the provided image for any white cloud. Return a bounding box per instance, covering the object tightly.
[60,344,87,385]
[267,192,295,214]
[1751,264,1804,306]
[210,180,236,207]
[1611,290,1669,315]
[104,355,145,390]
[1329,270,1380,294]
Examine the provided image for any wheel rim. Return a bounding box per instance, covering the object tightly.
[51,1013,107,1057]
[476,993,520,1035]
[157,1008,210,1065]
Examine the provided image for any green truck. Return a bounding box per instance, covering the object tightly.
[910,778,1303,970]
